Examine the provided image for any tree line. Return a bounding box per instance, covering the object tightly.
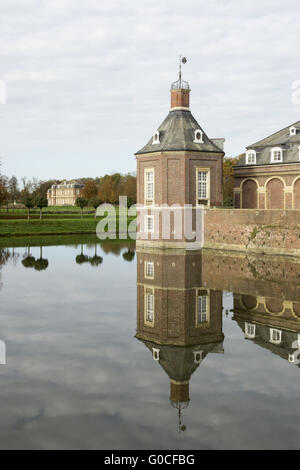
[0,161,137,216]
[0,156,242,212]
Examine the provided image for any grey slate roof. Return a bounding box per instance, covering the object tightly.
[236,120,300,167]
[234,317,300,366]
[137,338,224,383]
[49,181,84,190]
[135,109,224,155]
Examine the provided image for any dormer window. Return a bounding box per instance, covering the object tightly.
[246,150,256,165]
[194,129,204,143]
[152,130,160,145]
[152,348,160,361]
[245,322,256,339]
[270,328,282,345]
[290,126,297,136]
[193,351,203,364]
[271,147,283,163]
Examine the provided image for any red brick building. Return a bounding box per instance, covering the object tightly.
[234,121,300,209]
[136,248,223,428]
[135,65,224,248]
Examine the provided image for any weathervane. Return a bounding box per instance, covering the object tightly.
[179,54,187,81]
[171,55,189,90]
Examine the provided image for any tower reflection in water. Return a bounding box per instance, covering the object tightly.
[135,248,224,432]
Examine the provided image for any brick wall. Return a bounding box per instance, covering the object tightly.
[201,250,300,302]
[136,250,223,346]
[204,208,300,256]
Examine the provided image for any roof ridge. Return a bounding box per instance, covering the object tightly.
[248,119,300,148]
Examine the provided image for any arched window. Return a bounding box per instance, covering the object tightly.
[270,147,283,163]
[152,130,160,145]
[246,149,256,165]
[290,127,296,136]
[194,129,204,143]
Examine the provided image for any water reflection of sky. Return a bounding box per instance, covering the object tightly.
[0,244,300,449]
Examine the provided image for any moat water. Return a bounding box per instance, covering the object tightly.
[0,236,300,449]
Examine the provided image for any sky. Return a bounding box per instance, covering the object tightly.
[0,0,300,181]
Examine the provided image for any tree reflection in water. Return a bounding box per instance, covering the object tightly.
[21,246,49,271]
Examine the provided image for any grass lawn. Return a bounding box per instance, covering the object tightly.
[0,215,136,237]
[0,205,125,220]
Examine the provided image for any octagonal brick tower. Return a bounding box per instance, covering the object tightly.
[135,68,224,249]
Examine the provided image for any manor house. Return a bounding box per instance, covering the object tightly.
[234,121,300,209]
[47,180,83,206]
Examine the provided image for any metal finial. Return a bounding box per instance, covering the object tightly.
[170,399,189,434]
[171,55,189,90]
[179,54,182,80]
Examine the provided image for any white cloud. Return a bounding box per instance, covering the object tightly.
[0,0,300,179]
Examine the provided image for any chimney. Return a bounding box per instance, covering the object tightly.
[170,380,190,403]
[170,56,190,110]
[171,88,190,109]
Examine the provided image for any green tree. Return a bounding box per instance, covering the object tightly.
[89,197,103,218]
[34,248,49,271]
[0,178,8,209]
[75,197,89,219]
[75,244,89,264]
[22,248,36,269]
[223,155,243,206]
[122,249,135,262]
[89,255,103,267]
[34,194,48,219]
[8,176,19,204]
[82,180,98,200]
[23,195,35,220]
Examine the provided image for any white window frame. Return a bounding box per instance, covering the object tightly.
[152,348,160,361]
[245,322,256,339]
[196,289,210,327]
[145,261,154,279]
[270,147,283,163]
[144,287,154,326]
[246,149,256,165]
[152,130,160,145]
[193,350,203,364]
[269,328,282,345]
[144,168,155,203]
[145,215,154,233]
[196,168,210,206]
[290,127,296,136]
[194,129,204,143]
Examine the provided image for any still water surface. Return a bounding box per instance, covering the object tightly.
[0,237,300,449]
